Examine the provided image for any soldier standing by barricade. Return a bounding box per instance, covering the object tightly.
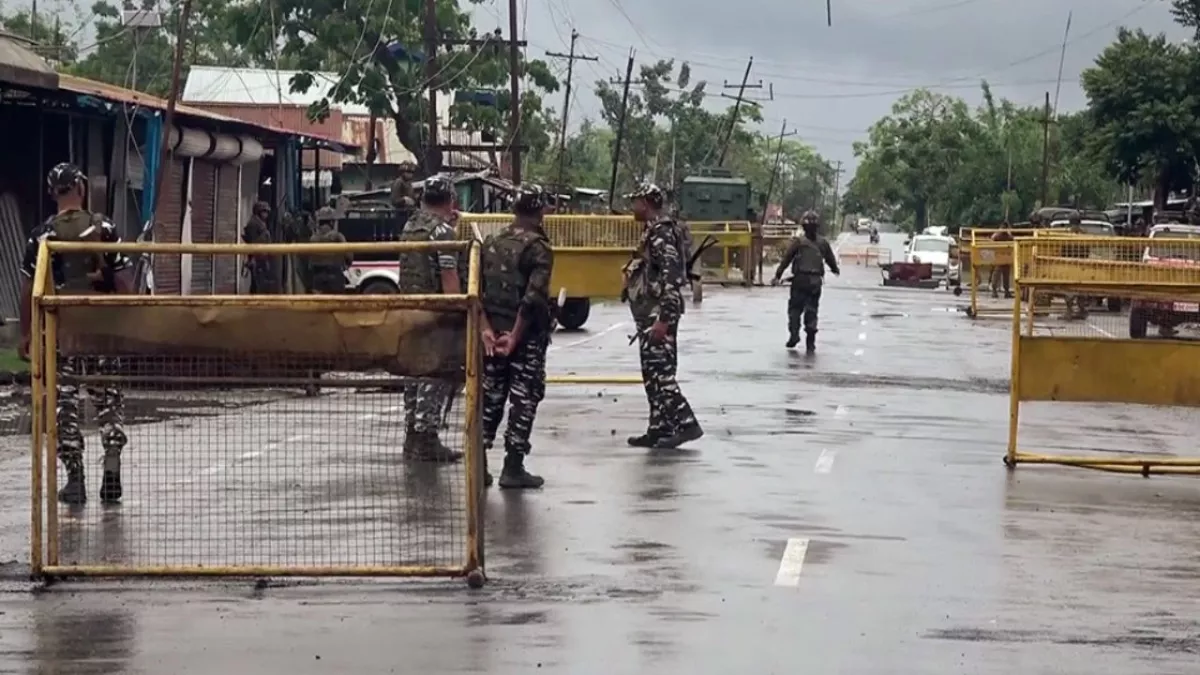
[771,211,840,353]
[990,222,1014,299]
[622,182,704,450]
[1062,214,1089,320]
[478,184,554,489]
[19,163,131,504]
[243,201,275,294]
[398,175,463,462]
[308,207,350,293]
[391,161,418,217]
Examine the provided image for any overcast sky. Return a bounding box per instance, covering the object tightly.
[471,0,1190,181]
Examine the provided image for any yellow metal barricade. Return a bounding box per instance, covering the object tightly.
[964,228,1041,318]
[1006,236,1200,475]
[690,220,755,285]
[31,240,487,584]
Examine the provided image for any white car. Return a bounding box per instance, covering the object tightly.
[905,234,959,283]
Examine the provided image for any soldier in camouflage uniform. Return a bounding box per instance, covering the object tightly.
[622,182,704,450]
[479,184,554,489]
[399,175,463,462]
[391,161,418,216]
[243,201,275,293]
[772,211,840,353]
[18,163,132,504]
[308,206,349,293]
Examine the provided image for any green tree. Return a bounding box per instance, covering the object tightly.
[1080,28,1200,206]
[0,10,79,64]
[1171,0,1200,40]
[228,0,559,173]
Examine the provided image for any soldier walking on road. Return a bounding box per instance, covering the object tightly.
[772,211,840,353]
[398,175,463,463]
[19,163,132,504]
[622,182,704,450]
[243,201,275,294]
[308,207,349,293]
[478,184,555,489]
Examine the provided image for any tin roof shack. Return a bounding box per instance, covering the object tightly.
[182,66,501,196]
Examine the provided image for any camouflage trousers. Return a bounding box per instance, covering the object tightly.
[57,357,127,474]
[404,380,453,434]
[634,317,697,436]
[481,335,548,455]
[788,280,822,336]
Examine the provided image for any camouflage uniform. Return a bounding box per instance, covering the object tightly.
[480,184,554,489]
[622,182,703,450]
[773,211,840,353]
[21,163,131,504]
[308,207,349,294]
[390,162,418,217]
[1062,216,1089,320]
[398,176,463,462]
[989,226,1014,298]
[243,202,275,294]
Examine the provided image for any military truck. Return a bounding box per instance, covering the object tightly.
[676,167,753,222]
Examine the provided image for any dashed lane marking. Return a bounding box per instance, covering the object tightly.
[854,348,864,357]
[775,538,810,586]
[858,332,867,341]
[814,449,837,474]
[1086,322,1117,339]
[548,321,628,351]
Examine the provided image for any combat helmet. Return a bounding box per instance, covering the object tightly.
[625,181,666,209]
[513,183,549,215]
[47,162,86,195]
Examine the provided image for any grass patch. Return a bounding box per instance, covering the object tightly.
[0,348,28,373]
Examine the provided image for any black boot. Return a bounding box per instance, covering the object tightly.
[99,454,122,503]
[627,432,662,448]
[58,467,86,505]
[805,331,817,354]
[785,333,800,349]
[406,431,464,463]
[654,423,704,449]
[498,453,544,489]
[482,448,494,488]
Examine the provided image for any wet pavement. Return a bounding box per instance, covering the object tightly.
[2,231,1200,673]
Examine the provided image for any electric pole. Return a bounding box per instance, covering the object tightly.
[149,0,194,224]
[607,50,636,213]
[546,30,598,192]
[831,159,844,227]
[717,57,763,166]
[422,0,439,173]
[1038,91,1054,208]
[761,119,798,224]
[505,0,523,183]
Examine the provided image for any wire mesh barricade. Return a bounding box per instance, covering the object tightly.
[29,240,487,585]
[963,228,1041,318]
[1007,235,1200,475]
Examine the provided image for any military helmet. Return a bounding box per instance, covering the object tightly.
[398,160,417,174]
[800,210,821,226]
[47,162,86,195]
[625,181,666,209]
[513,183,548,215]
[422,174,455,202]
[315,206,337,222]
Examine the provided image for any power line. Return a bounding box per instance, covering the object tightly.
[546,29,598,189]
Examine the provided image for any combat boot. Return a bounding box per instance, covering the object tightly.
[627,432,662,448]
[482,449,494,488]
[498,453,544,489]
[786,333,801,349]
[58,468,86,505]
[805,331,817,354]
[99,454,122,503]
[654,423,704,449]
[407,431,464,463]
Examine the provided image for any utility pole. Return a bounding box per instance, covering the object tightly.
[1039,91,1053,208]
[761,119,798,224]
[148,0,194,224]
[546,30,598,192]
[717,57,762,166]
[422,0,440,173]
[122,7,161,91]
[607,50,636,213]
[505,0,523,184]
[830,159,844,227]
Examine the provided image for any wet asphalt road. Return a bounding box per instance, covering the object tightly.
[2,231,1200,673]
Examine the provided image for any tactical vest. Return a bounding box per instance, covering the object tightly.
[670,217,694,280]
[51,210,106,293]
[481,227,544,324]
[791,236,827,278]
[397,211,441,293]
[309,229,346,267]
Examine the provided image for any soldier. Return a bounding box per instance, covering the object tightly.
[308,207,349,293]
[478,184,554,489]
[398,175,463,462]
[1062,213,1090,320]
[771,211,840,353]
[622,182,704,450]
[18,163,131,504]
[390,161,418,215]
[243,201,274,294]
[990,221,1014,299]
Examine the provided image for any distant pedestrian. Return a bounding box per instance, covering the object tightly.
[478,184,555,489]
[772,210,840,353]
[621,182,703,450]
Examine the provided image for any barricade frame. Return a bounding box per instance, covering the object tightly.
[964,227,1041,318]
[1006,235,1200,475]
[30,240,488,582]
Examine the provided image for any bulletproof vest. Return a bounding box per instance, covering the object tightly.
[391,179,416,209]
[309,228,346,267]
[51,210,106,293]
[665,216,695,281]
[397,210,442,293]
[481,227,544,323]
[791,236,827,277]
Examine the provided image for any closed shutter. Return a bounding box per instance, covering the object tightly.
[190,159,217,293]
[214,164,240,293]
[153,157,186,294]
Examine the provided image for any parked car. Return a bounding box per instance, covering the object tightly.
[1129,224,1200,339]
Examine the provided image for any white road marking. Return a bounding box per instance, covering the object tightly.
[860,300,867,307]
[814,449,837,474]
[858,332,867,341]
[1087,322,1117,339]
[774,538,810,586]
[850,369,861,375]
[548,321,628,352]
[854,348,864,356]
[860,319,868,326]
[834,405,848,417]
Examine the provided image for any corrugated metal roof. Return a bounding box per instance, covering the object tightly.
[59,73,359,153]
[0,31,57,91]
